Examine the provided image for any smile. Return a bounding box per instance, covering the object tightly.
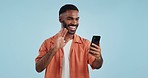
[68,26,77,30]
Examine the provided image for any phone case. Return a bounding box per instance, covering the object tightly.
[91,36,101,46]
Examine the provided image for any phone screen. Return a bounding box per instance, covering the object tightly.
[91,36,101,46]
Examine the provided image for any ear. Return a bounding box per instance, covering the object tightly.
[59,16,63,23]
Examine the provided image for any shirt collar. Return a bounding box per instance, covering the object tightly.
[73,34,82,44]
[51,34,82,44]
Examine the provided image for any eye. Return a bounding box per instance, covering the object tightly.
[67,17,73,20]
[76,18,79,21]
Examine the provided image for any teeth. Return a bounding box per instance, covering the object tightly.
[69,26,76,30]
[69,26,76,28]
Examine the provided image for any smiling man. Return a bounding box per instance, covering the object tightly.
[35,4,103,78]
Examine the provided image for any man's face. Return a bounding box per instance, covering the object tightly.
[60,10,79,34]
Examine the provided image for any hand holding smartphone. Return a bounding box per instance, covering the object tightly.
[89,36,101,54]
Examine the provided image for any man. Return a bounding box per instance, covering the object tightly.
[35,4,103,78]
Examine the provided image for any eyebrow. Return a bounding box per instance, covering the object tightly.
[67,16,79,19]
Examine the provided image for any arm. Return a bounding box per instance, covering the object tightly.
[92,55,103,69]
[35,28,68,72]
[89,43,103,69]
[35,46,58,72]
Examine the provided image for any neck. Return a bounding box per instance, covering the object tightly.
[64,33,74,41]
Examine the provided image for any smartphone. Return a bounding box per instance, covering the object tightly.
[91,36,101,46]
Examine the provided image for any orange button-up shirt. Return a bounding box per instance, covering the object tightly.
[35,34,96,78]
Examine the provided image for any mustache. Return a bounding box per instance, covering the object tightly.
[68,24,78,26]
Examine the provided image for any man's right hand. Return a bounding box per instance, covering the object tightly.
[36,28,68,72]
[53,28,68,50]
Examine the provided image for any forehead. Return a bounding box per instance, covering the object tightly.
[63,10,79,17]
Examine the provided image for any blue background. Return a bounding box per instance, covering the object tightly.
[0,0,148,78]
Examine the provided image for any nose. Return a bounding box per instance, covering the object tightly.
[72,19,78,25]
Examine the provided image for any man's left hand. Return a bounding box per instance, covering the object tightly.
[89,43,101,59]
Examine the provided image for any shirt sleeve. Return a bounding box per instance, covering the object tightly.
[87,52,96,66]
[35,40,48,63]
[85,39,96,67]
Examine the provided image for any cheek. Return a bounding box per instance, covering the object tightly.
[65,20,71,25]
[77,21,79,25]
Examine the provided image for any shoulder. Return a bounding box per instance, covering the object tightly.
[42,34,57,45]
[75,34,90,45]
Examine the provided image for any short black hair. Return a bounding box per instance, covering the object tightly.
[59,4,79,16]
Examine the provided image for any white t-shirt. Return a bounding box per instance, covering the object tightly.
[62,40,72,78]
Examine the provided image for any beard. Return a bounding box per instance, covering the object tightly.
[62,21,79,34]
